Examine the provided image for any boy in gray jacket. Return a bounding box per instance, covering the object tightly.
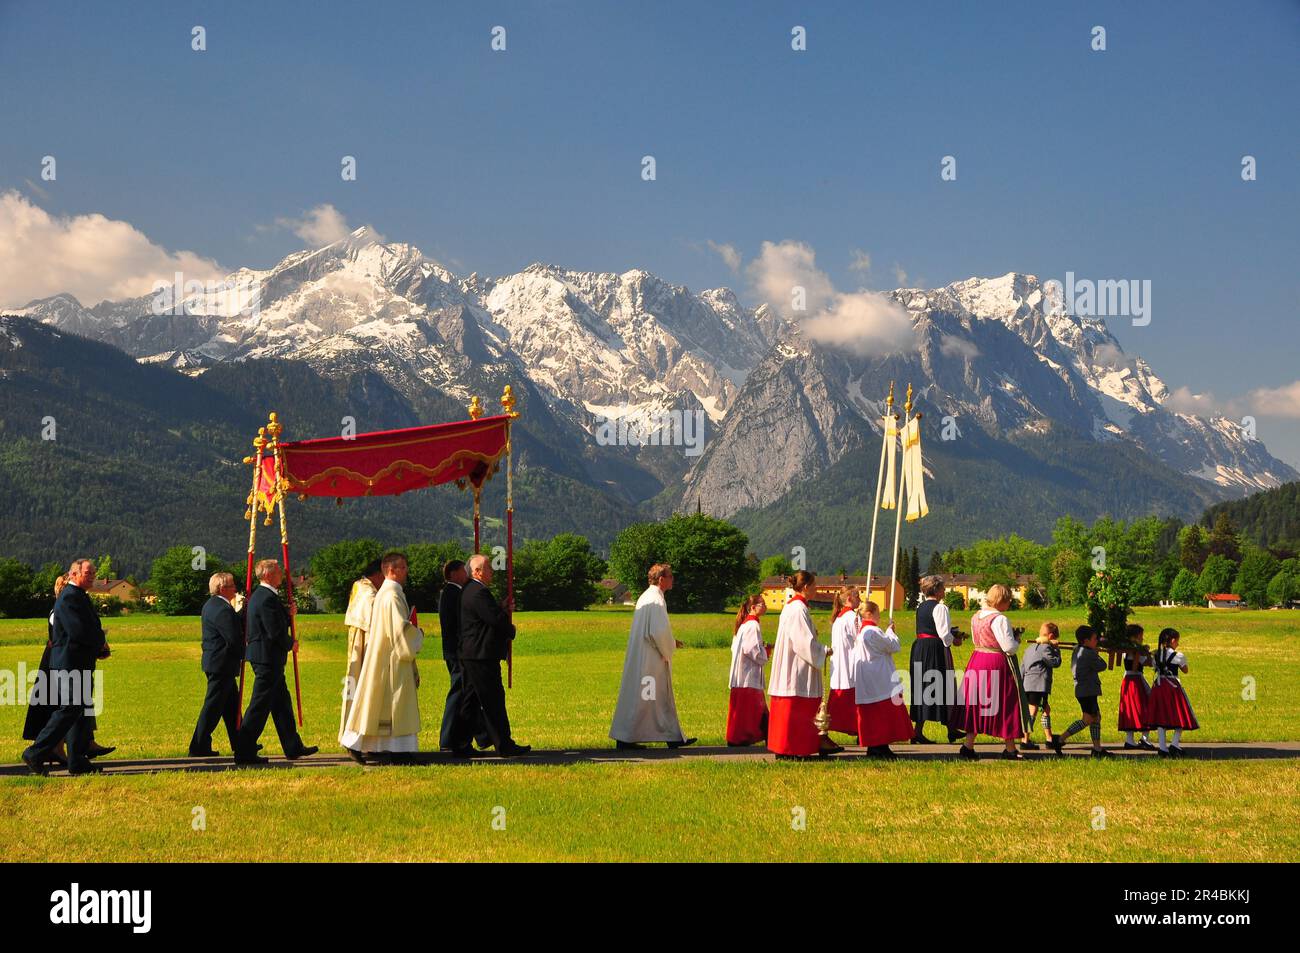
[1020,622,1062,750]
[1051,625,1111,758]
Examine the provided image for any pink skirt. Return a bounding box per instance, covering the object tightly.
[768,695,822,756]
[1117,675,1150,731]
[726,687,768,745]
[955,650,1023,740]
[856,696,915,747]
[1145,679,1199,730]
[828,688,859,737]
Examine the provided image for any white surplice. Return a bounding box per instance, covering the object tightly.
[854,622,905,704]
[829,609,860,691]
[609,585,684,742]
[729,619,768,689]
[767,598,828,699]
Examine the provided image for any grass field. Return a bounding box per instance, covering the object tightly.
[1,605,1297,861]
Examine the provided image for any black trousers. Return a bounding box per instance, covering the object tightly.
[440,657,491,750]
[24,667,94,768]
[460,659,513,749]
[190,671,240,754]
[238,662,305,757]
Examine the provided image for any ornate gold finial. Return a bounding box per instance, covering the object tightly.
[468,396,483,420]
[265,413,282,442]
[501,384,517,417]
[252,426,267,452]
[905,382,913,414]
[886,381,895,406]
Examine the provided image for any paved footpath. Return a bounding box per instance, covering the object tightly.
[4,742,1298,777]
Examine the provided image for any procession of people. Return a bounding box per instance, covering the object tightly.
[18,555,1198,773]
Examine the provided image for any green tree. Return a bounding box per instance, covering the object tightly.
[95,554,114,579]
[1050,548,1089,606]
[1266,570,1298,608]
[1197,553,1237,601]
[1179,524,1209,573]
[149,546,229,616]
[1169,568,1201,605]
[926,551,945,575]
[0,557,37,618]
[511,533,606,610]
[401,541,469,612]
[1233,546,1280,609]
[30,561,63,616]
[759,553,794,582]
[1206,513,1241,563]
[609,514,755,612]
[309,539,386,613]
[608,522,664,595]
[943,590,966,612]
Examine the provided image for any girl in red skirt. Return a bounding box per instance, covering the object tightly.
[1145,627,1198,757]
[853,599,915,759]
[727,595,770,746]
[827,586,863,741]
[767,571,841,759]
[1117,623,1156,751]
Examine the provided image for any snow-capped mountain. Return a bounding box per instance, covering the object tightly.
[7,234,1294,530]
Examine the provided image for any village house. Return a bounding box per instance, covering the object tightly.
[1206,593,1244,609]
[87,578,140,603]
[760,574,907,613]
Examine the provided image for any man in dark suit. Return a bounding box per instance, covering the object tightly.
[235,558,317,764]
[189,571,245,757]
[459,554,530,756]
[22,558,107,775]
[439,559,492,756]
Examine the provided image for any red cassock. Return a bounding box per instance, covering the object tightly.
[1117,675,1151,731]
[856,695,915,747]
[726,687,768,745]
[767,696,822,756]
[828,688,860,739]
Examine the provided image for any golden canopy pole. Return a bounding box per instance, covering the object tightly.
[864,382,895,607]
[468,396,483,552]
[502,384,518,689]
[266,412,305,727]
[236,426,267,729]
[886,384,913,620]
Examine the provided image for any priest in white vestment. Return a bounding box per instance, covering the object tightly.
[609,563,697,750]
[338,560,383,758]
[341,552,424,762]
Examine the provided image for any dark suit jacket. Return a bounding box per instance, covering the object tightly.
[459,579,515,661]
[243,584,292,667]
[49,583,107,671]
[438,582,464,660]
[200,595,245,676]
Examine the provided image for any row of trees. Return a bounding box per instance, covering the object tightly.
[0,555,120,618]
[938,513,1299,609]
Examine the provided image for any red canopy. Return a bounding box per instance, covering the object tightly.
[257,414,511,503]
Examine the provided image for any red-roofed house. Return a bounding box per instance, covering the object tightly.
[1206,593,1243,609]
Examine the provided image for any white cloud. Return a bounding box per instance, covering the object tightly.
[848,248,872,273]
[275,203,353,247]
[1247,381,1300,419]
[705,240,742,273]
[0,191,226,308]
[1166,386,1229,417]
[939,334,980,360]
[1093,342,1137,371]
[748,240,913,356]
[892,263,914,288]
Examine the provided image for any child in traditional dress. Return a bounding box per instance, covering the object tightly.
[1020,622,1062,750]
[853,600,914,759]
[1052,625,1110,758]
[827,586,862,741]
[767,571,841,760]
[727,595,769,746]
[1118,623,1156,751]
[1145,627,1198,757]
[956,584,1023,761]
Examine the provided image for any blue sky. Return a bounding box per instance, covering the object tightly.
[2,0,1299,462]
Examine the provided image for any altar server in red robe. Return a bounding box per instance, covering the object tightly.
[726,595,769,746]
[767,572,840,759]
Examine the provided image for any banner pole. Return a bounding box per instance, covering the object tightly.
[887,384,913,620]
[864,382,894,606]
[236,427,267,730]
[266,412,304,728]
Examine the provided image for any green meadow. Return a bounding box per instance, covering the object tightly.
[0,606,1296,861]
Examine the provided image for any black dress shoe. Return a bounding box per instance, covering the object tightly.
[189,749,221,758]
[21,750,49,776]
[1138,739,1157,751]
[1091,748,1112,759]
[475,739,495,751]
[344,748,366,764]
[449,745,476,758]
[958,744,979,761]
[819,741,846,755]
[285,745,318,760]
[615,740,646,751]
[68,761,104,775]
[234,754,270,765]
[499,742,532,757]
[999,749,1023,761]
[667,737,698,749]
[911,734,935,745]
[86,745,116,759]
